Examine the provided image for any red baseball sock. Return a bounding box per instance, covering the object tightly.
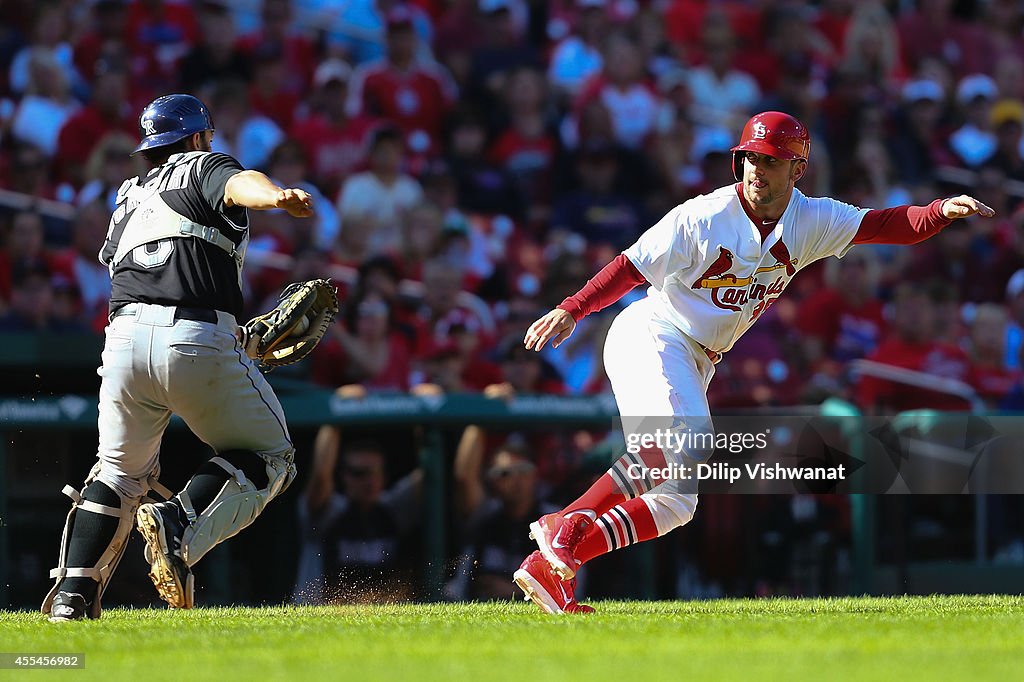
[563,473,628,518]
[575,497,659,564]
[563,446,667,518]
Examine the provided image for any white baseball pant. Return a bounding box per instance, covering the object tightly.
[602,295,716,534]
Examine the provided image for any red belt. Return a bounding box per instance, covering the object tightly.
[700,345,722,364]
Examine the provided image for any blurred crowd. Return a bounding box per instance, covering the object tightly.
[6,0,1024,604]
[3,0,1024,416]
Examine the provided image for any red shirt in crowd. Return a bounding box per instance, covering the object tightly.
[897,9,991,77]
[347,59,457,149]
[311,332,412,391]
[290,114,380,195]
[121,2,199,92]
[857,339,973,412]
[488,127,558,204]
[125,1,197,45]
[797,289,886,362]
[970,364,1021,405]
[664,1,764,59]
[236,32,316,93]
[55,106,137,183]
[415,306,495,360]
[461,356,504,391]
[249,86,300,131]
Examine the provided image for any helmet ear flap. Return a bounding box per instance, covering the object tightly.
[732,151,744,182]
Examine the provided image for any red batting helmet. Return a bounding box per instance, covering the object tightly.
[731,111,811,181]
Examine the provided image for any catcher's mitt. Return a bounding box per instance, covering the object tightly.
[240,278,339,369]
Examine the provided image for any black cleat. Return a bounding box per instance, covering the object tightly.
[48,591,91,622]
[136,502,194,609]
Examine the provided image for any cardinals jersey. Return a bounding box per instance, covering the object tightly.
[624,184,868,353]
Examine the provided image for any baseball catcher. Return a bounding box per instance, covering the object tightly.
[43,94,329,621]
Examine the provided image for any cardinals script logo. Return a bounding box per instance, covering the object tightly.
[752,122,768,139]
[692,241,798,318]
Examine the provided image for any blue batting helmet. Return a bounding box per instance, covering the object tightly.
[131,94,214,155]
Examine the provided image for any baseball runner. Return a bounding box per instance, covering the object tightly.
[513,111,996,614]
[43,94,322,621]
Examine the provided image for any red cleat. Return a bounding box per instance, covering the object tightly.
[529,512,592,579]
[513,551,595,615]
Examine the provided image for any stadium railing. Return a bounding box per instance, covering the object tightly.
[845,360,1024,594]
[0,390,621,606]
[2,370,1019,606]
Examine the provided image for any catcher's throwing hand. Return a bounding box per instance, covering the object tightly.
[941,195,995,219]
[276,188,314,218]
[524,308,576,351]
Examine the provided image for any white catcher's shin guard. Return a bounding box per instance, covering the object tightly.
[176,448,295,567]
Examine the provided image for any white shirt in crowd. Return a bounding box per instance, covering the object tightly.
[686,66,761,132]
[336,171,424,253]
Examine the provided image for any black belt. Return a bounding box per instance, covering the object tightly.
[111,304,219,323]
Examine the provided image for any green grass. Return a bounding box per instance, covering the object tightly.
[2,596,1023,681]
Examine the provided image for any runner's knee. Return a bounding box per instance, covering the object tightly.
[643,492,698,535]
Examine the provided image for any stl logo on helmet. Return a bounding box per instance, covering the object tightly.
[752,122,768,139]
[142,120,156,135]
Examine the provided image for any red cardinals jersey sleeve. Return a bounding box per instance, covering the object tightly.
[852,199,951,245]
[557,254,647,321]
